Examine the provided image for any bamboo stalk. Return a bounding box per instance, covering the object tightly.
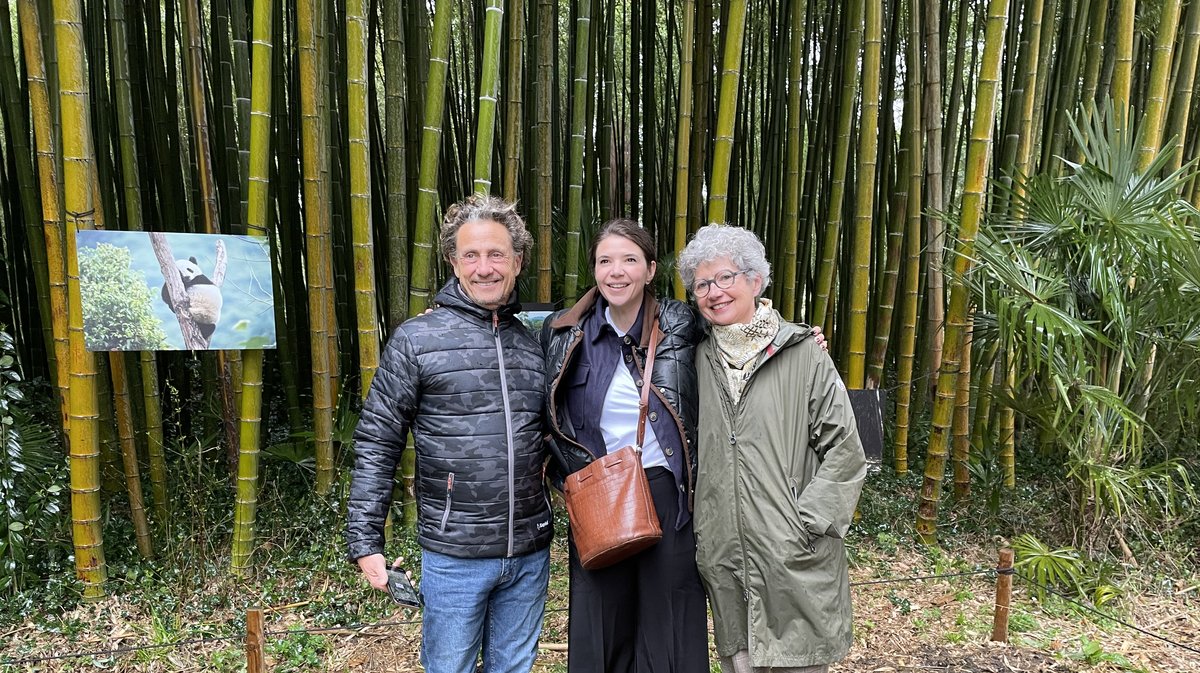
[706,0,748,227]
[1164,0,1200,173]
[348,0,380,396]
[409,0,452,315]
[0,0,54,379]
[917,0,1010,544]
[299,0,337,494]
[778,0,806,317]
[107,0,169,525]
[109,353,153,558]
[502,0,525,202]
[811,0,862,324]
[384,0,409,327]
[893,0,923,475]
[1135,0,1183,172]
[17,0,70,436]
[1111,0,1135,110]
[231,0,276,571]
[845,0,882,388]
[951,315,973,501]
[56,0,108,600]
[564,0,591,302]
[686,0,711,233]
[922,0,946,390]
[534,0,553,301]
[474,0,505,195]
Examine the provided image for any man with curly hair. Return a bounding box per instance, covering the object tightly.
[347,195,552,673]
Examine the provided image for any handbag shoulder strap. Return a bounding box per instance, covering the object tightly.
[636,316,663,448]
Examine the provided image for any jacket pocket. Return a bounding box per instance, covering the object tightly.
[439,472,455,533]
[567,362,590,388]
[789,477,816,554]
[564,363,591,431]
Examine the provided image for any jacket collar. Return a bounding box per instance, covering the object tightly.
[772,320,814,348]
[550,287,660,348]
[434,278,521,322]
[757,320,816,362]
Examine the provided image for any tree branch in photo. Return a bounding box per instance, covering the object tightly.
[149,232,209,350]
[212,239,228,287]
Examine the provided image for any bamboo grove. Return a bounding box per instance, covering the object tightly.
[1,0,1198,598]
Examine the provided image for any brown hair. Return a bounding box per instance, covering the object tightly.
[588,218,657,269]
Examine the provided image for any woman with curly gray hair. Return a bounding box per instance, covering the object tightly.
[677,224,867,673]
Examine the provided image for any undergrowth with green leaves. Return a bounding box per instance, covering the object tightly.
[0,355,1194,673]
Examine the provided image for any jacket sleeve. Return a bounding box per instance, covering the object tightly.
[658,299,706,346]
[540,317,554,358]
[797,341,867,539]
[346,327,420,561]
[540,313,575,485]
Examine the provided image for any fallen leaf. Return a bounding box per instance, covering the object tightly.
[931,592,957,606]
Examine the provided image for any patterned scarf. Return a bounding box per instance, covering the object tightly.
[710,299,781,404]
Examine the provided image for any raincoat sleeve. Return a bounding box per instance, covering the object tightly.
[346,327,420,561]
[797,343,867,539]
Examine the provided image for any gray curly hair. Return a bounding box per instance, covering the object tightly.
[440,194,534,269]
[677,224,772,296]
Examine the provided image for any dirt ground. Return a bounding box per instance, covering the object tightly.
[2,544,1196,672]
[300,544,1200,673]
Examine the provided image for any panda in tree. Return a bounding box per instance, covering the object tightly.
[162,256,223,341]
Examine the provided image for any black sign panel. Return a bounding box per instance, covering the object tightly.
[848,389,886,465]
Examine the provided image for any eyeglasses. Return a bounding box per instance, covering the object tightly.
[691,270,747,298]
[456,250,511,265]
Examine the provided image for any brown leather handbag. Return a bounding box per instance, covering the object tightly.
[563,320,664,570]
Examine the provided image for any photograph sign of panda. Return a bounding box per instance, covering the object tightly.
[75,230,276,351]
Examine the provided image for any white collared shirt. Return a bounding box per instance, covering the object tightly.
[601,308,668,469]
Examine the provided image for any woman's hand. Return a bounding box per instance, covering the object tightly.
[812,325,827,352]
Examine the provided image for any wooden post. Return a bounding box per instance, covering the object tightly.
[991,547,1014,642]
[246,606,265,672]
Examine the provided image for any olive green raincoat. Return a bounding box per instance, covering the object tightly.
[694,321,867,668]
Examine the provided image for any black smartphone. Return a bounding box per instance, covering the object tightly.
[385,567,422,607]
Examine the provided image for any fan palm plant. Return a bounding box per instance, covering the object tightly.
[968,102,1200,550]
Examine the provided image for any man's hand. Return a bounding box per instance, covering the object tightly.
[358,553,390,591]
[358,553,413,592]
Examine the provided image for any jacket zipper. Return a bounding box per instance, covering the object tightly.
[707,345,753,605]
[494,311,516,557]
[712,336,795,605]
[709,343,761,604]
[439,472,455,532]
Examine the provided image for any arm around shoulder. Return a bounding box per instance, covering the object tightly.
[657,297,706,345]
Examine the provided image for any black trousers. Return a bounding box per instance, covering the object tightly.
[567,467,710,673]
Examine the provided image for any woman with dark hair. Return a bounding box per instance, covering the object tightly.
[542,219,709,672]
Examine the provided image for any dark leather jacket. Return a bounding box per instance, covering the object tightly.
[347,280,552,561]
[541,288,703,515]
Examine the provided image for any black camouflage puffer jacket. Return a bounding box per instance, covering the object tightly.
[346,280,552,561]
[542,289,703,508]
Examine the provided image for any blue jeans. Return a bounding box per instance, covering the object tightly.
[419,547,551,673]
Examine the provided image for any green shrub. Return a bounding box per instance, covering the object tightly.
[0,329,68,598]
[79,243,167,350]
